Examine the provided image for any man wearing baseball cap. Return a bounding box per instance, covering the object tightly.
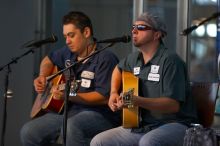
[91,11,197,146]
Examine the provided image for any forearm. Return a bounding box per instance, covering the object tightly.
[34,56,55,93]
[39,56,55,77]
[110,66,122,94]
[134,96,180,113]
[69,91,108,105]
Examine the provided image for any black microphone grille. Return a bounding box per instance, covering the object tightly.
[123,35,131,43]
[51,34,58,42]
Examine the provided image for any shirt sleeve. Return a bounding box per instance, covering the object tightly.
[47,46,70,69]
[161,54,188,102]
[94,51,119,97]
[118,52,140,72]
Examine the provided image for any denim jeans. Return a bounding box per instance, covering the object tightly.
[20,110,116,146]
[90,122,188,146]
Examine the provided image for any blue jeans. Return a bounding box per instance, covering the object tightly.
[20,110,116,146]
[90,122,188,146]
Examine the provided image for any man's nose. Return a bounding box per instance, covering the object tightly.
[132,29,138,34]
[65,37,71,44]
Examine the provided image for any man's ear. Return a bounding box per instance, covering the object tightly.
[83,27,91,38]
[154,31,162,40]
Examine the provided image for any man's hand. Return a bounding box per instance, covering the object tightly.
[108,92,124,111]
[34,76,47,94]
[51,85,64,100]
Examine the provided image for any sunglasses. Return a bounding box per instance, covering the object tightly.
[132,24,154,31]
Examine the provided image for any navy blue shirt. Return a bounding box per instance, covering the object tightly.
[48,45,121,125]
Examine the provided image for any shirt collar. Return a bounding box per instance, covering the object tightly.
[142,44,166,65]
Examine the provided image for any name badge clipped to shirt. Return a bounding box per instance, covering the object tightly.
[80,71,94,88]
[81,71,95,79]
[81,78,91,88]
[150,65,160,74]
[148,65,160,82]
[133,67,140,75]
[148,73,160,81]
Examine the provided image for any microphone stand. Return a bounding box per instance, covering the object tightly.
[181,12,220,35]
[0,48,36,146]
[0,65,10,146]
[46,42,114,146]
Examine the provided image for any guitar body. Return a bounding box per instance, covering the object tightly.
[122,71,139,128]
[41,74,65,113]
[30,67,65,118]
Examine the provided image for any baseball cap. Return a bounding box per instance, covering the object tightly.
[136,12,167,37]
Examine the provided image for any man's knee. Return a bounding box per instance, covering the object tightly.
[20,124,32,140]
[90,134,102,146]
[139,134,161,146]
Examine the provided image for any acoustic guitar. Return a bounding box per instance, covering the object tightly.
[122,71,139,128]
[30,67,65,118]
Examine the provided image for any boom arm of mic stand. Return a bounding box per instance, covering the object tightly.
[196,13,218,27]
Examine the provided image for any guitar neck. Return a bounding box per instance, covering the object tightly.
[122,71,139,128]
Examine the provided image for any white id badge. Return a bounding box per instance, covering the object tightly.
[133,67,140,75]
[148,73,160,81]
[81,78,91,88]
[150,65,160,74]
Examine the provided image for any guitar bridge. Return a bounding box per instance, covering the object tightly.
[123,88,134,108]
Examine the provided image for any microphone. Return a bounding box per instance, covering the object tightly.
[180,12,220,35]
[97,35,131,43]
[24,34,58,48]
[180,25,198,36]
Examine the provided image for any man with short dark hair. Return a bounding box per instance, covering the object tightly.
[20,11,120,146]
